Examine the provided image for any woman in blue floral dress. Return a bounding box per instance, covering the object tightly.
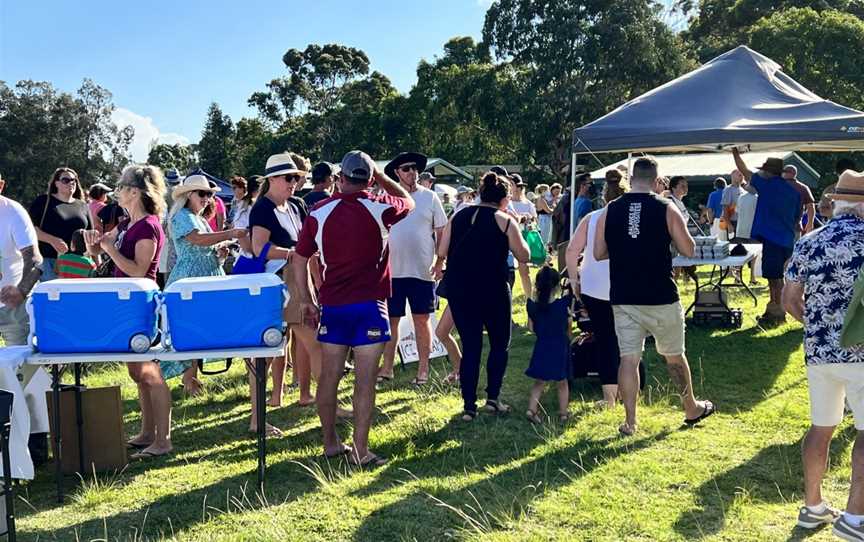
[165,175,246,390]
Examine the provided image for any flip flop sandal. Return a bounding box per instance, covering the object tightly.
[126,440,152,450]
[411,377,429,387]
[558,413,571,423]
[130,449,171,460]
[461,410,478,422]
[618,423,637,436]
[526,410,543,424]
[685,401,716,426]
[442,373,460,385]
[323,444,352,459]
[376,375,393,384]
[483,400,511,414]
[349,452,388,468]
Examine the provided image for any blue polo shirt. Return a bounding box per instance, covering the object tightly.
[750,173,801,248]
[706,188,724,218]
[572,196,593,227]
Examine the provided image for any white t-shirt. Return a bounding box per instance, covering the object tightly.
[511,199,537,219]
[389,186,447,281]
[736,192,758,239]
[0,196,39,307]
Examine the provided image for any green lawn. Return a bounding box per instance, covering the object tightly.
[14,271,854,541]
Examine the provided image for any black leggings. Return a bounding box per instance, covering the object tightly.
[581,295,646,387]
[449,286,512,413]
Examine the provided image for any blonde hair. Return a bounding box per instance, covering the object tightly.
[832,200,864,218]
[535,183,550,196]
[120,164,166,217]
[288,152,311,173]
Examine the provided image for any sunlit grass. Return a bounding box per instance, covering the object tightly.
[10,267,847,540]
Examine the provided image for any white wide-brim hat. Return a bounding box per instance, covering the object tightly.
[171,174,219,199]
[263,153,303,178]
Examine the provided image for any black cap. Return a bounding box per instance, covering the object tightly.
[510,173,526,187]
[311,162,336,183]
[247,175,262,194]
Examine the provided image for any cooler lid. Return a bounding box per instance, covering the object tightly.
[164,273,283,298]
[33,278,159,301]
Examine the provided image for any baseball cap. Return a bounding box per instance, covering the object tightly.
[419,171,436,182]
[311,162,336,182]
[341,150,375,182]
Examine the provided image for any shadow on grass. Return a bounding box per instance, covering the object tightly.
[673,424,857,540]
[352,428,673,541]
[685,326,802,413]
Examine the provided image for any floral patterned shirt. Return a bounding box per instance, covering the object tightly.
[786,214,864,365]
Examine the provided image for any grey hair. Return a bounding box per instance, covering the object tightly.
[166,191,192,237]
[831,200,864,218]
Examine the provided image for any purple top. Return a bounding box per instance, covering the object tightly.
[113,214,165,281]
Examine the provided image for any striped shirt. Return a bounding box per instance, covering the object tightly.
[55,253,96,279]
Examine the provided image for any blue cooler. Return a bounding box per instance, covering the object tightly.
[28,278,160,354]
[162,274,286,352]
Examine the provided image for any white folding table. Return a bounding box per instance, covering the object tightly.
[673,244,762,315]
[27,343,285,502]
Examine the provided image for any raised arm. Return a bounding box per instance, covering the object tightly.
[667,204,695,258]
[372,167,415,212]
[732,148,753,183]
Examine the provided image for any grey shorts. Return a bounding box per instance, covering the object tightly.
[0,303,30,346]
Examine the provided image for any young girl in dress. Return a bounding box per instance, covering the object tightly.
[525,266,572,423]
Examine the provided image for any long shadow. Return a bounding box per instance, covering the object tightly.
[684,325,803,413]
[673,423,857,540]
[352,428,672,541]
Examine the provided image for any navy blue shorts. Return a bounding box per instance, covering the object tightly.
[387,278,436,317]
[761,240,793,279]
[318,301,391,347]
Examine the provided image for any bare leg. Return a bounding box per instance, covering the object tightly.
[436,305,461,378]
[527,380,545,414]
[557,380,570,417]
[847,430,864,514]
[270,349,287,407]
[618,354,641,430]
[290,327,313,406]
[802,425,835,507]
[664,353,708,418]
[379,316,401,379]
[601,384,618,408]
[137,362,172,454]
[517,262,532,299]
[349,342,386,460]
[318,342,349,455]
[413,313,432,381]
[127,363,155,445]
[248,359,281,434]
[181,363,203,396]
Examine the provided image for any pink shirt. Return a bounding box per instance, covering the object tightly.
[207,196,226,232]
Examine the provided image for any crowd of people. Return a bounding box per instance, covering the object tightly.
[5,146,864,536]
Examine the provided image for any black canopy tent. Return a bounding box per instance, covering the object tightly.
[569,46,864,216]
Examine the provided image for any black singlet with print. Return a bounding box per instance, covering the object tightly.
[605,192,678,305]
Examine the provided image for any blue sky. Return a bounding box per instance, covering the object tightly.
[0,0,491,159]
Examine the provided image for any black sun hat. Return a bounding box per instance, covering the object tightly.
[385,152,428,180]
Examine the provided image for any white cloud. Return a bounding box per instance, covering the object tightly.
[111,107,191,162]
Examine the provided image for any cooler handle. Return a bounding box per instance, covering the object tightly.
[157,296,172,349]
[282,284,290,309]
[26,296,36,350]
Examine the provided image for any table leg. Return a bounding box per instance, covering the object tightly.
[74,364,85,476]
[255,357,266,492]
[1,420,16,542]
[50,365,62,503]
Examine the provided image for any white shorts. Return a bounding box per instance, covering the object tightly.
[807,363,864,429]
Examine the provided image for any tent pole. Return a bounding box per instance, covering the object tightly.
[627,152,633,180]
[569,151,577,235]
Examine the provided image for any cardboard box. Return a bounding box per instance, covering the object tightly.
[46,385,127,474]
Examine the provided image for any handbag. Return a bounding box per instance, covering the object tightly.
[522,228,547,265]
[231,242,272,275]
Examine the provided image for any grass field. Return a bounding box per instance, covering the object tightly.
[14,270,856,541]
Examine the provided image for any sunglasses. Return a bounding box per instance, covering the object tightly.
[398,164,418,173]
[58,177,78,185]
[276,174,302,183]
[195,190,213,198]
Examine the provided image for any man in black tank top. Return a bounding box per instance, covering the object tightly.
[594,157,715,436]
